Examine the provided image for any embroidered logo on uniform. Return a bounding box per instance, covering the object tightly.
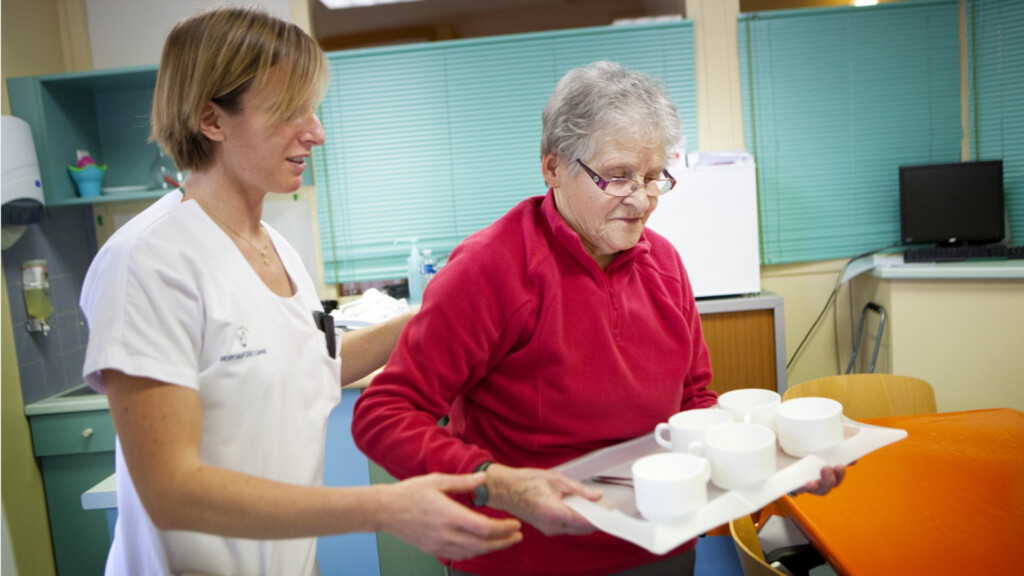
[220,325,266,362]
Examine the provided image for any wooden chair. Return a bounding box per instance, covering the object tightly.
[730,514,787,576]
[782,374,936,421]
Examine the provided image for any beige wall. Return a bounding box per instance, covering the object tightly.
[1,272,57,576]
[686,0,744,151]
[851,273,1024,412]
[1,0,79,115]
[1,0,70,572]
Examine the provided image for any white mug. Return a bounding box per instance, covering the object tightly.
[632,452,712,521]
[717,389,782,431]
[703,422,777,490]
[776,397,845,457]
[654,408,733,454]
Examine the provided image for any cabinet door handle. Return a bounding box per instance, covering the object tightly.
[82,428,93,438]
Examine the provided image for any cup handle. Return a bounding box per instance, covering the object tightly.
[699,458,711,483]
[654,423,673,450]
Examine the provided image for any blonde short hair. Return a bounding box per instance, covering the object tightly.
[150,5,329,171]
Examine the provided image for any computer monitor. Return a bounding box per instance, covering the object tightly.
[899,160,1005,246]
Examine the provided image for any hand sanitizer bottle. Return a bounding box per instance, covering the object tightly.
[406,240,424,305]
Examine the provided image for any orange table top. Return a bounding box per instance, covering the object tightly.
[774,408,1024,576]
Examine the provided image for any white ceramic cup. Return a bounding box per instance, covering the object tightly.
[654,408,734,454]
[776,397,845,457]
[632,452,712,521]
[703,422,777,490]
[717,389,782,431]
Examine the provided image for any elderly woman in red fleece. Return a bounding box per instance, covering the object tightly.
[352,61,845,576]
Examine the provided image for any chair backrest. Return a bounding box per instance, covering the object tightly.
[730,514,786,576]
[782,374,937,420]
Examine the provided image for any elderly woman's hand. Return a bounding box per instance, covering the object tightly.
[380,473,523,561]
[484,464,603,536]
[790,464,850,497]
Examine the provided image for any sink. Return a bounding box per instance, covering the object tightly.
[26,383,108,416]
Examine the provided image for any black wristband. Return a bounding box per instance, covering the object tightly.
[471,461,493,507]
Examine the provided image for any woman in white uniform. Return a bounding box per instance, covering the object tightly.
[80,6,522,575]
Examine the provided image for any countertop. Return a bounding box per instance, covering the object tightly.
[695,291,782,314]
[25,384,108,416]
[81,473,117,511]
[872,258,1024,280]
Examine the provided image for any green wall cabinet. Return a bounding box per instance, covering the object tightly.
[6,65,311,208]
[28,409,116,576]
[7,66,166,206]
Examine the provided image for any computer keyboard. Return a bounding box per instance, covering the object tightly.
[903,245,1024,263]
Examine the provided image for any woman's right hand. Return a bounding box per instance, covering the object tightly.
[379,473,523,561]
[483,464,603,537]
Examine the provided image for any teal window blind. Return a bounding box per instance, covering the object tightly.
[970,0,1024,244]
[314,22,697,283]
[738,1,962,264]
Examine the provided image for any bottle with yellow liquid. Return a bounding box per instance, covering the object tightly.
[22,259,53,334]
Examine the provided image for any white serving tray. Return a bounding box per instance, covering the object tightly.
[554,417,907,555]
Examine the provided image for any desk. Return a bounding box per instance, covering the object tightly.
[848,261,1024,412]
[772,409,1024,575]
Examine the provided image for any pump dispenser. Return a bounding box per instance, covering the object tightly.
[405,239,424,305]
[22,259,53,335]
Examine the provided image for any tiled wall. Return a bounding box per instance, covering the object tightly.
[2,205,97,404]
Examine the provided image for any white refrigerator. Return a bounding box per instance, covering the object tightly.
[645,159,761,298]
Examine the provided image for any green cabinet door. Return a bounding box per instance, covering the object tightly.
[368,461,446,576]
[29,410,116,576]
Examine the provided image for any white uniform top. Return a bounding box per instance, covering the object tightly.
[81,190,341,576]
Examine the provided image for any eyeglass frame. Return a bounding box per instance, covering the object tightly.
[575,159,677,197]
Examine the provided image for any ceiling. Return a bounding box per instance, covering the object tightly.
[307,0,907,51]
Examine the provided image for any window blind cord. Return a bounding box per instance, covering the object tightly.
[786,243,899,373]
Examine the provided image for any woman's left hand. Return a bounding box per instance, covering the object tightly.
[791,464,850,496]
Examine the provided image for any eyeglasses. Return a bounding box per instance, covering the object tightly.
[575,159,676,197]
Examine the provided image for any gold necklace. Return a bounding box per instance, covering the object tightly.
[204,204,271,267]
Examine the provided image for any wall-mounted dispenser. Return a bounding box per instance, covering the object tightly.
[1,115,46,250]
[21,259,53,335]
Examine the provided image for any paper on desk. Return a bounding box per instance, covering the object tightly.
[555,418,907,555]
[683,150,754,169]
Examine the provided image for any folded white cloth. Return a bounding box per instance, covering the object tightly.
[330,288,409,328]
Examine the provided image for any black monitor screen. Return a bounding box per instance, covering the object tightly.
[899,160,1005,246]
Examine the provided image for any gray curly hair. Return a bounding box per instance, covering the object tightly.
[540,61,682,177]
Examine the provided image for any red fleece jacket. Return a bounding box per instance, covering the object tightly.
[353,191,717,575]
